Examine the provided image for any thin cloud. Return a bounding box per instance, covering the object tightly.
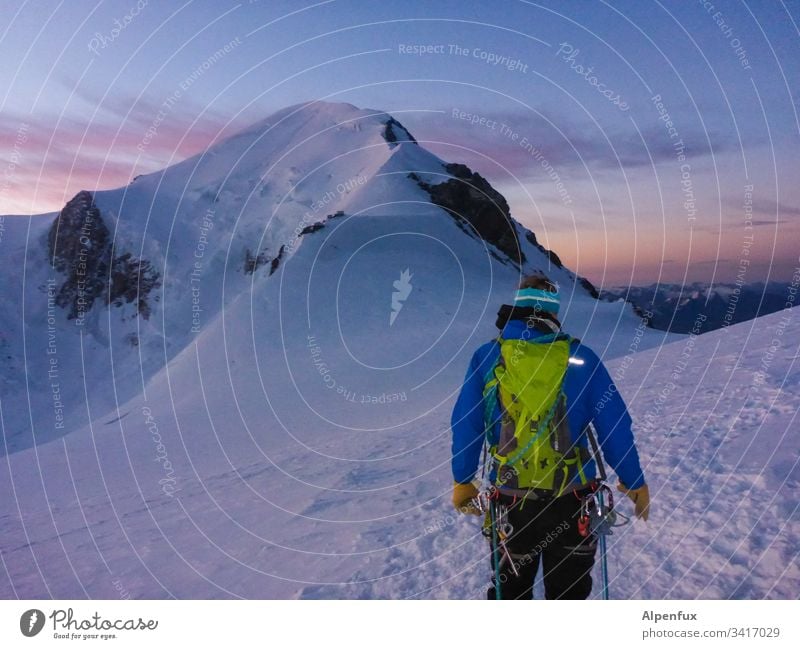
[401,107,734,183]
[723,196,800,218]
[0,94,249,214]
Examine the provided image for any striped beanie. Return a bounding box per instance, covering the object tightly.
[513,287,560,314]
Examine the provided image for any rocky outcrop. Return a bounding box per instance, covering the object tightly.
[524,230,563,269]
[244,244,286,276]
[382,117,418,147]
[578,276,600,299]
[411,163,524,265]
[244,248,270,274]
[48,190,110,318]
[270,245,286,275]
[524,231,598,298]
[297,210,345,237]
[244,211,344,275]
[107,253,161,319]
[47,190,161,320]
[299,222,325,235]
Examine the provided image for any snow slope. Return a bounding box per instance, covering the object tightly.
[1,269,797,598]
[0,100,711,599]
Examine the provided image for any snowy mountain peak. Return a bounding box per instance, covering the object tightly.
[97,100,577,294]
[206,102,403,160]
[0,100,660,456]
[231,100,419,148]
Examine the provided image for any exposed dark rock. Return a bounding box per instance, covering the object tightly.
[244,248,270,274]
[298,211,346,237]
[578,276,600,299]
[48,191,111,319]
[442,163,473,179]
[522,231,597,299]
[270,245,286,276]
[108,253,161,319]
[382,117,418,147]
[47,191,160,320]
[299,222,325,235]
[249,211,344,277]
[524,230,563,269]
[410,163,524,265]
[244,244,287,276]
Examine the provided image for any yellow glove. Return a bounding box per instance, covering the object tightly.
[452,482,480,515]
[618,482,650,521]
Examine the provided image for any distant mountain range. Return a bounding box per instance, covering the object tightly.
[600,282,795,333]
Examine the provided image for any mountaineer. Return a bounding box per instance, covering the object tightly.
[450,274,650,599]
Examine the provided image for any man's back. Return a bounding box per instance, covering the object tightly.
[451,317,645,492]
[449,275,650,599]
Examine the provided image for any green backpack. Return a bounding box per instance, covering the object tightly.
[482,333,590,496]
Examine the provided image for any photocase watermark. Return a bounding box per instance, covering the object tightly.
[640,311,708,434]
[306,334,407,404]
[398,43,447,55]
[111,576,131,600]
[451,107,499,130]
[1,121,30,236]
[651,93,696,223]
[137,36,242,152]
[423,511,459,536]
[47,608,158,640]
[189,207,215,333]
[88,0,148,56]
[1,122,30,186]
[141,406,176,496]
[390,268,413,326]
[398,43,528,73]
[449,43,528,73]
[73,211,100,327]
[720,183,756,331]
[241,175,366,276]
[499,520,570,579]
[503,300,561,369]
[451,108,574,206]
[699,1,752,71]
[753,261,800,385]
[555,42,629,111]
[21,605,159,639]
[597,308,654,411]
[20,609,45,637]
[282,174,365,255]
[45,278,66,431]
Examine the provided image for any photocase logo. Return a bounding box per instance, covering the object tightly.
[390,268,413,326]
[20,609,45,637]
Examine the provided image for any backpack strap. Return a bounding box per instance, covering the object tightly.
[535,331,573,345]
[481,337,503,442]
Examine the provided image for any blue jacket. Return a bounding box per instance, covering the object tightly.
[451,319,645,489]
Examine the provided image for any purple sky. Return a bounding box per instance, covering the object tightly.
[1,0,798,287]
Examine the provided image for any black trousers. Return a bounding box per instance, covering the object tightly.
[487,490,597,600]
